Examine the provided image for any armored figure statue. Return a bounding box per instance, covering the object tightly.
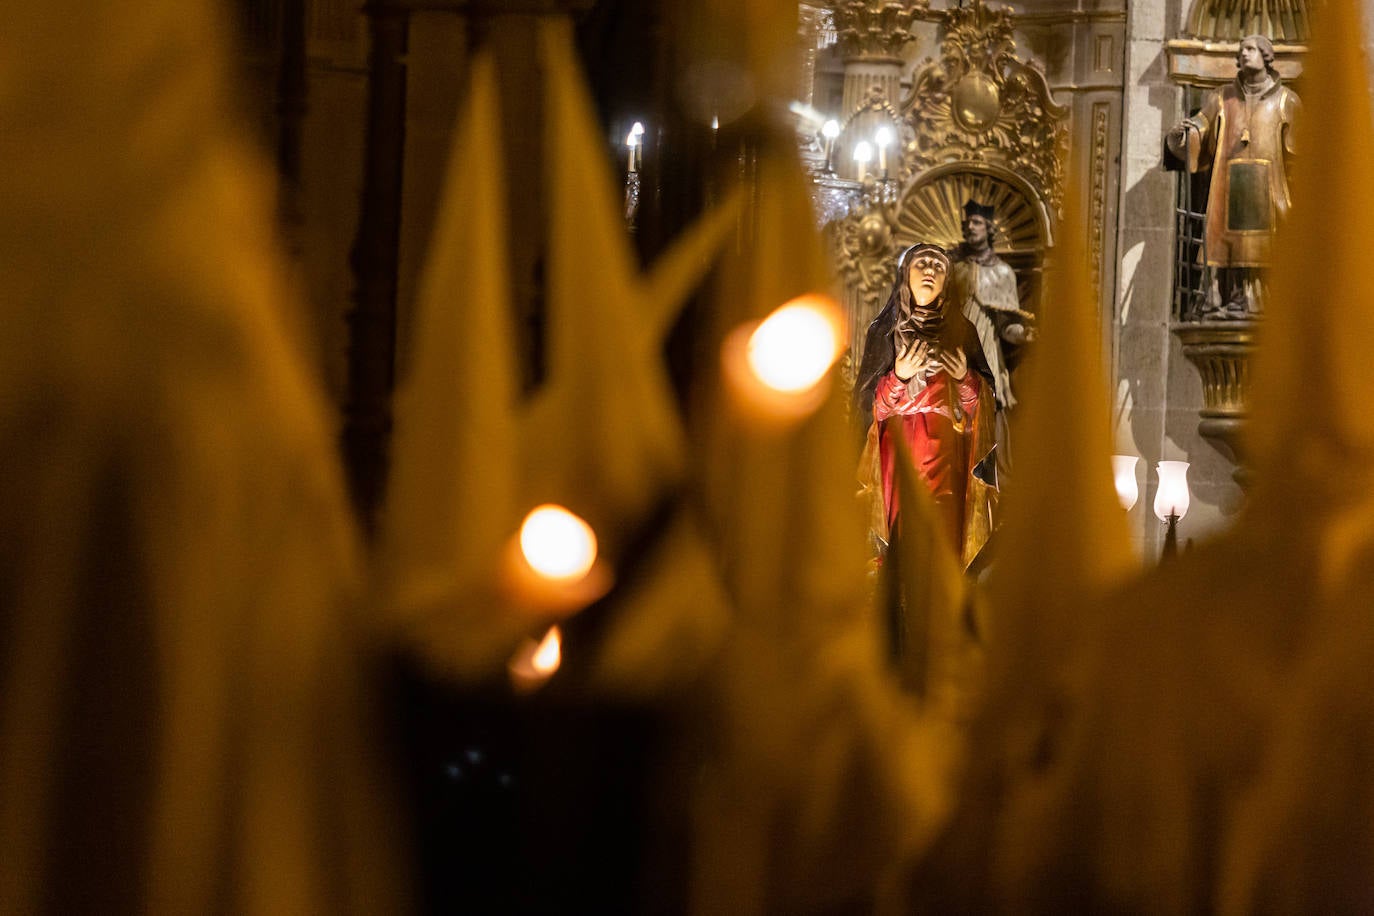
[948,199,1034,471]
[1166,34,1300,317]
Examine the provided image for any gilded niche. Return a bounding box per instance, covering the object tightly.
[834,0,1068,340]
[901,0,1068,208]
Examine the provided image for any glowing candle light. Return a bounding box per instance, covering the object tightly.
[509,625,563,692]
[519,504,598,582]
[721,294,845,425]
[625,130,640,173]
[531,626,562,674]
[1153,460,1191,521]
[875,125,892,176]
[853,141,872,182]
[746,300,842,393]
[821,119,839,171]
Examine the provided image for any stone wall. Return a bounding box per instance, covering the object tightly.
[1113,0,1246,560]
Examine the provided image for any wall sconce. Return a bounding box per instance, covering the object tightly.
[1153,460,1191,560]
[852,140,872,182]
[1111,455,1140,511]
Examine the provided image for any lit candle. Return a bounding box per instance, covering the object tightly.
[721,293,845,425]
[745,300,841,393]
[499,503,612,616]
[853,141,872,183]
[875,126,892,177]
[626,121,645,174]
[821,119,839,172]
[519,504,598,581]
[509,625,563,692]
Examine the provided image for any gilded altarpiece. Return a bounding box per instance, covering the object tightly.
[823,0,1127,390]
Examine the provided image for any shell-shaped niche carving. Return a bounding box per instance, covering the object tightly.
[898,0,1068,213]
[1185,0,1310,42]
[895,167,1047,309]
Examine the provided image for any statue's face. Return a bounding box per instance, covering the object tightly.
[963,214,991,248]
[1237,39,1265,74]
[907,255,947,307]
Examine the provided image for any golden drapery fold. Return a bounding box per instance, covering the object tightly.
[0,1,406,912]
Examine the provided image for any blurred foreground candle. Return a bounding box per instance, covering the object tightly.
[509,625,562,692]
[853,141,872,182]
[722,294,845,425]
[520,504,598,581]
[1111,454,1140,511]
[500,504,612,616]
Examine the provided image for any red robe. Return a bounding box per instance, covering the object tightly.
[870,366,997,567]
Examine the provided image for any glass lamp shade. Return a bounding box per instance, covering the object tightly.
[1111,455,1140,511]
[1153,460,1191,521]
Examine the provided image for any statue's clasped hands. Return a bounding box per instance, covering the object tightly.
[895,339,967,382]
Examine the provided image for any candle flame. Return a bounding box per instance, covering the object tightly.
[508,625,563,692]
[745,297,843,393]
[519,504,598,582]
[532,626,562,674]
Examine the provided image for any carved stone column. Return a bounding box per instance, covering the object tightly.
[831,1,922,179]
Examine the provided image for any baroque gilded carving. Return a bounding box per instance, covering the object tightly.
[1186,0,1309,42]
[900,1,1068,208]
[832,0,926,62]
[1089,102,1111,299]
[833,0,1068,346]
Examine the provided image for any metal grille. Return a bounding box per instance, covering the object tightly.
[1172,87,1213,322]
[1174,178,1210,321]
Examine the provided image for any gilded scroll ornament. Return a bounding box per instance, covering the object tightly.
[901,0,1069,208]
